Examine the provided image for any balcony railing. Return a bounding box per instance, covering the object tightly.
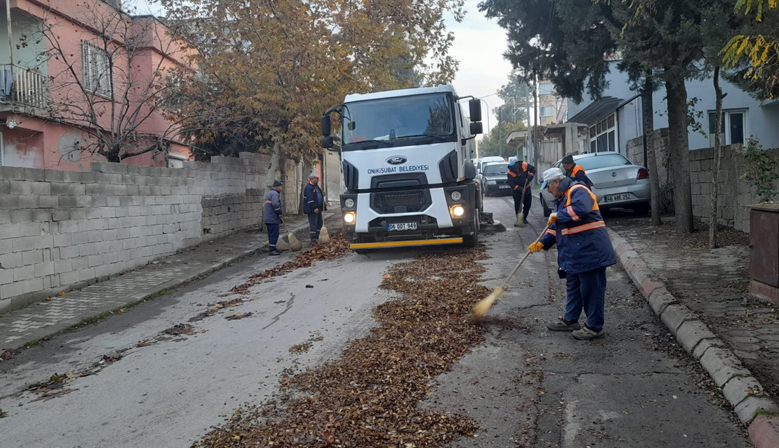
[0,64,48,110]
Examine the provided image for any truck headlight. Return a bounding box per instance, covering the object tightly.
[487,180,497,185]
[450,191,462,201]
[343,212,356,224]
[344,198,355,208]
[449,205,465,217]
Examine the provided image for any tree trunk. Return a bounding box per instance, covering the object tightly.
[709,66,724,249]
[642,73,662,226]
[267,140,282,190]
[665,74,694,234]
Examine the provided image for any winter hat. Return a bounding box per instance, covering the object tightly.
[561,154,574,165]
[272,180,283,187]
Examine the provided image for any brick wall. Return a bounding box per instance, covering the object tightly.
[626,130,778,233]
[0,152,303,312]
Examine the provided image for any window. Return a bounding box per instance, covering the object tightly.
[588,113,617,153]
[538,83,554,95]
[539,106,554,117]
[81,42,112,97]
[708,110,746,146]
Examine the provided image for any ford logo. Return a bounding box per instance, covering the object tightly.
[386,156,407,165]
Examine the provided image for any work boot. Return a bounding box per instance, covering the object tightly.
[546,317,580,332]
[572,325,605,340]
[269,250,281,256]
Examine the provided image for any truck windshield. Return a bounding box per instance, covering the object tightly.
[342,93,455,147]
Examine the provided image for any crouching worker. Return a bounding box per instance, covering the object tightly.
[528,168,616,340]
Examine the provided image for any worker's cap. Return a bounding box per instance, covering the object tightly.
[308,172,319,179]
[272,180,283,187]
[561,154,574,165]
[540,167,565,189]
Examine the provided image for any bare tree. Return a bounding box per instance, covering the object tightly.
[23,1,190,163]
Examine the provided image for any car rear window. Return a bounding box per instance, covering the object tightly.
[576,154,632,170]
[484,164,508,175]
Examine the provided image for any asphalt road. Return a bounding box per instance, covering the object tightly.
[0,192,752,448]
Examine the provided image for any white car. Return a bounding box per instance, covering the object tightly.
[539,153,650,217]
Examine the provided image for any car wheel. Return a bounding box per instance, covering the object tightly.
[632,203,650,216]
[541,193,552,218]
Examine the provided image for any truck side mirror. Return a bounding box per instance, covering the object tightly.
[321,136,334,149]
[469,99,482,122]
[321,115,331,137]
[470,122,483,135]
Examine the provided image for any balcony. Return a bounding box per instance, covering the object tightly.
[0,64,48,111]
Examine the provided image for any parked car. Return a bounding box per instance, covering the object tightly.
[478,162,511,196]
[476,156,505,175]
[539,153,650,217]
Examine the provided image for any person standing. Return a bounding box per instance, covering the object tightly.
[303,172,325,243]
[507,160,536,220]
[263,180,284,256]
[561,154,593,187]
[528,167,616,340]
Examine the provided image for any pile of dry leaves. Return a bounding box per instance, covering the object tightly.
[195,246,491,447]
[231,234,352,295]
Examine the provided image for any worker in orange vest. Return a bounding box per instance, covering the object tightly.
[561,155,593,187]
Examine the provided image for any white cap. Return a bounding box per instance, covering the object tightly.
[540,167,565,189]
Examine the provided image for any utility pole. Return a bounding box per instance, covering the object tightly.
[533,72,540,173]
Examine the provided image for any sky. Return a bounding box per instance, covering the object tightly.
[125,0,512,135]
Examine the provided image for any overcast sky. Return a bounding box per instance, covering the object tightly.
[126,0,512,134]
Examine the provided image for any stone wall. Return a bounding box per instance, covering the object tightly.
[626,130,778,233]
[0,152,310,312]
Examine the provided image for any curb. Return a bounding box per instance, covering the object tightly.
[608,229,779,447]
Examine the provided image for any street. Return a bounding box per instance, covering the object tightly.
[0,195,752,447]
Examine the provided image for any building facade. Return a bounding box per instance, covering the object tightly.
[0,0,192,170]
[567,60,779,159]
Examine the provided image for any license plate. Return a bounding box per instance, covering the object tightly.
[498,185,510,189]
[603,193,633,202]
[387,222,418,231]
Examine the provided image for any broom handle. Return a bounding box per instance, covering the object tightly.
[500,222,551,289]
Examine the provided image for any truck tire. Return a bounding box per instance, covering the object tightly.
[463,213,479,247]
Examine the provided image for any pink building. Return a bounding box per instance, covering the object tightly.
[0,0,193,170]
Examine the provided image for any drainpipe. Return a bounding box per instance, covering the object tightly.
[6,0,12,71]
[615,93,641,157]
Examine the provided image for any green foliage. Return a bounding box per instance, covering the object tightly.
[478,121,527,158]
[742,137,779,202]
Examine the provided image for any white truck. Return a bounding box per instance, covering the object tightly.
[320,84,485,252]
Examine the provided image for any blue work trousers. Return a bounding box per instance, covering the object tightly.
[564,266,607,332]
[308,213,323,241]
[265,223,279,251]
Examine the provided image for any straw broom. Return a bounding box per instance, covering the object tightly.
[471,223,551,320]
[319,225,330,244]
[515,182,530,227]
[283,222,302,251]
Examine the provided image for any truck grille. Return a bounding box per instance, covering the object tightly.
[371,190,431,214]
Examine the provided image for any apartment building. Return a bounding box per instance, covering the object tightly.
[0,0,192,170]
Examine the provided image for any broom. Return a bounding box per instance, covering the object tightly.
[515,181,530,227]
[471,223,551,320]
[319,225,330,244]
[283,222,302,251]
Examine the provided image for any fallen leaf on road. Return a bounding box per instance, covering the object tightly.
[225,312,253,321]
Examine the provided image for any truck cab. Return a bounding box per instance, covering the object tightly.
[321,85,484,251]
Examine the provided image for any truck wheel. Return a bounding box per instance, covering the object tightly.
[463,214,479,247]
[355,249,370,255]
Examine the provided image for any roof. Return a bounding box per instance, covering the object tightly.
[345,85,456,103]
[567,96,622,125]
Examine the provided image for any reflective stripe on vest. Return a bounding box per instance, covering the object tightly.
[561,184,603,231]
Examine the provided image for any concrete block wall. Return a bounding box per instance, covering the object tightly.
[626,130,778,233]
[0,152,276,312]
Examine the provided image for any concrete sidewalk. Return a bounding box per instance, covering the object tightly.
[609,216,779,448]
[0,210,336,355]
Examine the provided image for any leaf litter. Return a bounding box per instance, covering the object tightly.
[194,244,492,447]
